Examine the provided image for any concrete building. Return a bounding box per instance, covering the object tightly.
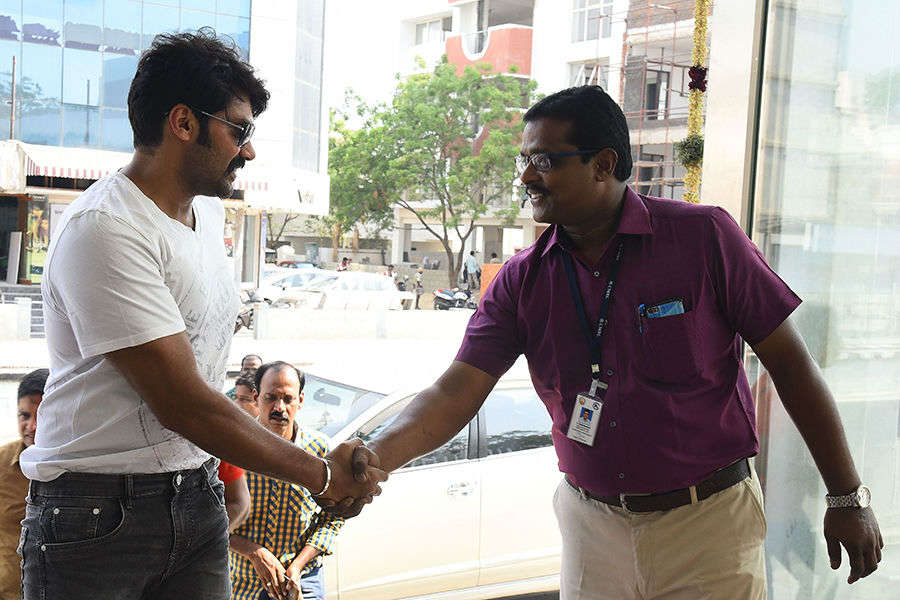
[0,0,329,298]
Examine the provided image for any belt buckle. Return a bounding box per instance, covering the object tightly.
[619,493,631,513]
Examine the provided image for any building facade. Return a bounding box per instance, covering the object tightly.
[0,0,329,290]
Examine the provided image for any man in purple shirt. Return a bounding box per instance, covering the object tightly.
[345,86,882,598]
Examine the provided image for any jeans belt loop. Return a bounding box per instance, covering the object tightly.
[619,493,630,513]
[124,474,134,510]
[579,486,589,502]
[689,485,699,505]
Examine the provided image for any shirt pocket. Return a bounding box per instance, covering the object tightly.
[637,306,701,384]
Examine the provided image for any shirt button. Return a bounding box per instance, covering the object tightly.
[40,544,46,551]
[606,369,614,376]
[618,472,625,479]
[93,508,101,515]
[610,420,617,428]
[175,474,183,486]
[593,271,600,277]
[53,508,60,515]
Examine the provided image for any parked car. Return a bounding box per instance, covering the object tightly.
[277,260,317,269]
[294,367,562,600]
[274,271,415,310]
[256,270,335,303]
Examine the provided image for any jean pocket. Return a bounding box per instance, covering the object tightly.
[639,309,701,384]
[38,497,127,550]
[204,477,226,509]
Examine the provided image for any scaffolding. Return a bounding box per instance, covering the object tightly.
[578,1,713,201]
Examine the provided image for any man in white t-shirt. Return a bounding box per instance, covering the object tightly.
[19,30,385,600]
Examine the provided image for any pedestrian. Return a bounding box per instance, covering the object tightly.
[337,257,348,272]
[0,369,48,600]
[19,30,384,600]
[464,250,480,291]
[345,85,882,598]
[489,252,501,264]
[218,373,260,534]
[415,267,424,310]
[226,354,263,399]
[230,362,342,600]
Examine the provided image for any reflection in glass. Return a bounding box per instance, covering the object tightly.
[181,0,215,12]
[20,100,59,145]
[101,53,136,108]
[103,0,139,55]
[751,1,900,597]
[141,3,178,50]
[22,42,61,102]
[216,0,251,18]
[63,47,101,105]
[483,388,552,455]
[23,0,61,46]
[100,107,131,151]
[0,0,21,41]
[62,103,98,147]
[64,0,102,50]
[0,38,20,139]
[180,9,215,33]
[215,13,249,59]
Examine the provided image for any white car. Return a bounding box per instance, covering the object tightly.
[275,271,415,311]
[296,369,562,600]
[256,269,333,303]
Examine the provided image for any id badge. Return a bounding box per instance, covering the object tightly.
[566,390,604,446]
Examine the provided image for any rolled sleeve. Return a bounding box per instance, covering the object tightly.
[305,511,344,555]
[455,262,523,378]
[708,207,802,345]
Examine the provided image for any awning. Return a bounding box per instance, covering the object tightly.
[18,141,268,192]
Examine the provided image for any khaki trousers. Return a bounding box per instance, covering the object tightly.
[554,469,767,600]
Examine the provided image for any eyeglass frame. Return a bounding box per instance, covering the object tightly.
[162,106,256,147]
[515,149,603,175]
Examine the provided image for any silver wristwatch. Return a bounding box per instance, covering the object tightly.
[825,485,871,509]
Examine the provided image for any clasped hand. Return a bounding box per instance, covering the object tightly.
[313,438,387,518]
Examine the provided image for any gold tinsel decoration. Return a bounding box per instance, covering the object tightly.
[682,0,711,204]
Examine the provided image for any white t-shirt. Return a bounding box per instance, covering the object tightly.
[20,172,240,481]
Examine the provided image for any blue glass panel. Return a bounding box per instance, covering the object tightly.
[63,47,101,105]
[180,9,215,33]
[21,42,60,102]
[63,0,101,50]
[215,13,249,59]
[298,0,324,37]
[22,0,61,46]
[181,0,215,11]
[20,100,59,145]
[295,31,321,86]
[62,103,98,147]
[141,3,178,50]
[0,38,20,139]
[101,53,136,108]
[103,0,139,55]
[217,0,251,18]
[100,106,132,151]
[0,0,22,41]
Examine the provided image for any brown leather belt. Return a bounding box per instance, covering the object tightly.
[565,458,751,513]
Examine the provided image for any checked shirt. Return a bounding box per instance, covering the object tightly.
[230,427,343,600]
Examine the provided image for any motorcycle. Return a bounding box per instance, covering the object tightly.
[433,287,477,310]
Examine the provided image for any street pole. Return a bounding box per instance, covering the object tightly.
[9,55,16,139]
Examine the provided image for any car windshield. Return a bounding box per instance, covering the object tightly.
[296,374,386,436]
[302,275,338,291]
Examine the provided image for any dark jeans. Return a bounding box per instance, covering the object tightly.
[19,458,230,600]
[259,567,325,600]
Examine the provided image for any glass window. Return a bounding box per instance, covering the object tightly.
[141,3,178,51]
[22,0,61,46]
[179,9,215,33]
[483,388,552,455]
[64,0,101,50]
[181,0,215,11]
[103,0,139,55]
[359,402,470,469]
[0,38,19,139]
[101,53,136,108]
[572,0,612,43]
[63,47,101,105]
[0,0,22,41]
[750,1,900,597]
[299,374,385,436]
[215,13,249,59]
[20,100,59,145]
[298,0,324,37]
[21,41,60,102]
[295,31,322,86]
[62,103,98,147]
[100,106,131,151]
[216,0,251,18]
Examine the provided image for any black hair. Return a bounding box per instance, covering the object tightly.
[18,368,48,400]
[469,250,475,256]
[254,361,306,394]
[128,28,270,148]
[234,374,257,392]
[523,85,632,181]
[241,354,262,367]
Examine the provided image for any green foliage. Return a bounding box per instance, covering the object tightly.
[675,134,704,167]
[328,60,538,282]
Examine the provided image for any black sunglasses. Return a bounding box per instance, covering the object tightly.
[198,110,255,147]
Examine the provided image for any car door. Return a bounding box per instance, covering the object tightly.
[332,400,480,599]
[476,387,562,589]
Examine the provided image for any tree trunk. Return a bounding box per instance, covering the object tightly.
[331,224,341,262]
[444,246,457,288]
[352,227,360,252]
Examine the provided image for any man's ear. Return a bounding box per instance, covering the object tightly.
[594,148,619,181]
[252,390,259,401]
[166,104,196,143]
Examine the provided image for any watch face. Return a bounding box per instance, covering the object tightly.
[857,486,871,508]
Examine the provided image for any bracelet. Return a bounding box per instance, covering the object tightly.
[311,457,331,497]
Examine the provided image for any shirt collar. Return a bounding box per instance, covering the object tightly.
[540,186,652,258]
[8,441,25,468]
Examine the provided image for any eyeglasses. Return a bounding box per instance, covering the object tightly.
[515,149,602,176]
[197,109,255,147]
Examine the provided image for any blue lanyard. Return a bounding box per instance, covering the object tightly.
[561,241,625,384]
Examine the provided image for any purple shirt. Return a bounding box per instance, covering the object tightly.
[456,188,800,495]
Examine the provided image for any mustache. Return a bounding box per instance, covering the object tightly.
[268,411,289,422]
[227,157,245,174]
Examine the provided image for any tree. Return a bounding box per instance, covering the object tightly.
[265,212,301,249]
[333,59,537,285]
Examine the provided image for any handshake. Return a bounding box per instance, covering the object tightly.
[312,439,389,518]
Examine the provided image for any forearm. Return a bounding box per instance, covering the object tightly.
[287,545,321,576]
[766,355,860,495]
[225,499,250,533]
[229,533,264,559]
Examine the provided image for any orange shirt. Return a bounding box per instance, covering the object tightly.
[217,460,245,485]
